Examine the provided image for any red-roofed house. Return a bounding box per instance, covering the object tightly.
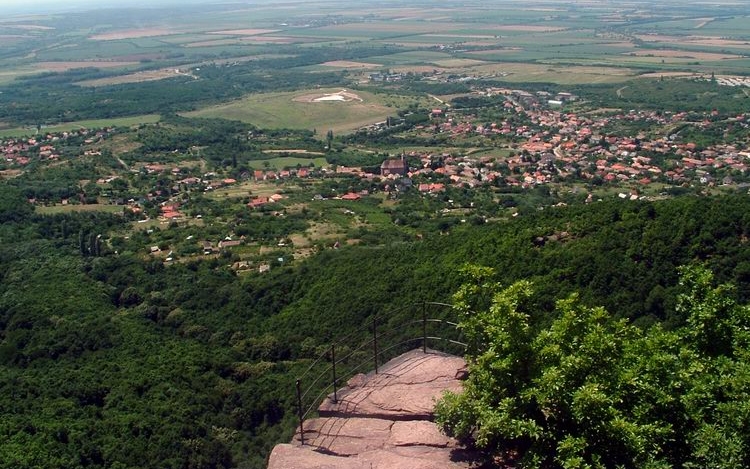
[248,197,269,208]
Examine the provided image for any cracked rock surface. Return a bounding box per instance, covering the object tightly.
[267,349,480,469]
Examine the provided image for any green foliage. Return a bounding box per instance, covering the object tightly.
[0,186,33,223]
[437,265,750,468]
[5,184,750,468]
[570,79,750,114]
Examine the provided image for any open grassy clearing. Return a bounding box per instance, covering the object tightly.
[247,156,328,169]
[33,41,174,62]
[294,21,472,39]
[152,34,232,45]
[0,169,23,179]
[387,60,581,81]
[74,53,294,87]
[188,35,317,46]
[0,115,161,138]
[0,66,45,85]
[183,88,401,134]
[321,60,381,69]
[432,58,488,68]
[634,16,750,37]
[634,35,750,53]
[465,62,636,84]
[465,148,515,158]
[89,28,178,41]
[365,50,457,66]
[75,68,194,87]
[32,61,140,72]
[203,180,291,200]
[94,134,144,157]
[36,204,124,215]
[625,50,742,61]
[543,55,750,75]
[206,29,280,36]
[318,199,392,226]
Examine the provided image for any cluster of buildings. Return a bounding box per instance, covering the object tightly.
[380,89,750,190]
[1,128,112,169]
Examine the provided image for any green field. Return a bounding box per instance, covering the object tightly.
[35,203,124,215]
[183,89,400,134]
[247,156,328,169]
[0,115,161,138]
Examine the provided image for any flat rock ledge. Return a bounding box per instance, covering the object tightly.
[267,349,479,469]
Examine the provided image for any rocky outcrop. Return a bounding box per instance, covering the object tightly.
[267,349,478,469]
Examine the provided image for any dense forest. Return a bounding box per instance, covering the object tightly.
[3,190,750,468]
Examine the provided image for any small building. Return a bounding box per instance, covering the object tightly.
[381,155,408,177]
[219,239,242,249]
[341,192,361,201]
[248,197,269,208]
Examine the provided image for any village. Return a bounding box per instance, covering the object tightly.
[3,88,749,207]
[2,88,749,246]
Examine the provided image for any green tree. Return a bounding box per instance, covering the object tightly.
[436,265,750,468]
[0,186,33,223]
[326,129,333,150]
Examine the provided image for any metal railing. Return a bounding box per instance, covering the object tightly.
[293,301,466,445]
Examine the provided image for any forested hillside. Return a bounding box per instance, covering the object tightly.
[3,193,750,468]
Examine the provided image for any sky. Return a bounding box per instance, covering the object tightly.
[1,0,196,15]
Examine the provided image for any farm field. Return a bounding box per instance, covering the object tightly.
[35,203,124,215]
[203,180,296,200]
[247,156,328,170]
[0,1,747,131]
[183,89,401,134]
[0,115,161,138]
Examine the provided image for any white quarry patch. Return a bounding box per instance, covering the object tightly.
[314,94,347,102]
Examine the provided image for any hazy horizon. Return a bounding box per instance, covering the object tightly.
[5,0,750,16]
[1,0,230,15]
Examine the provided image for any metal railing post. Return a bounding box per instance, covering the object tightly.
[292,302,467,449]
[296,379,304,445]
[331,344,338,403]
[422,301,427,353]
[373,316,379,374]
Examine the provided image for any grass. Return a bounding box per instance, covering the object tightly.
[183,88,400,134]
[36,204,124,215]
[204,180,289,200]
[0,66,44,85]
[467,62,636,84]
[366,50,455,66]
[0,115,161,138]
[247,156,328,169]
